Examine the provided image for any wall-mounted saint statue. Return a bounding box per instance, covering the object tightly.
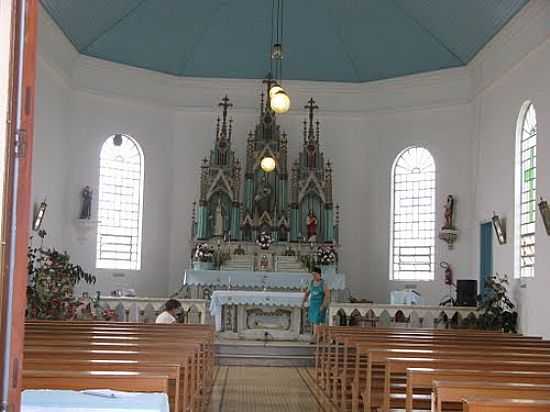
[79,186,93,220]
[443,195,455,229]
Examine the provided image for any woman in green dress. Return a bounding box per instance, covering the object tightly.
[303,266,330,340]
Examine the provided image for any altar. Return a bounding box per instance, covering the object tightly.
[209,290,309,340]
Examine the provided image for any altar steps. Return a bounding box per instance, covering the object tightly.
[215,341,314,367]
[220,255,253,271]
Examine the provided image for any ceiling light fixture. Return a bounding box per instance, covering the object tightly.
[260,156,276,173]
[268,0,290,114]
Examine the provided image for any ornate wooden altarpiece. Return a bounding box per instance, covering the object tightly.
[189,78,341,274]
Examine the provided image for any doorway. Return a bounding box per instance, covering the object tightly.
[480,222,493,296]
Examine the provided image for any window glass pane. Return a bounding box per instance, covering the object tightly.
[390,147,435,281]
[96,135,144,271]
[518,104,537,278]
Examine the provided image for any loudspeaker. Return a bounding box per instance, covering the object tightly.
[456,280,477,307]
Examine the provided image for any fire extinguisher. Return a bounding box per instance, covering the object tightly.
[440,261,453,285]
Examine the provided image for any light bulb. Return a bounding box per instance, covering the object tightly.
[270,89,290,114]
[260,156,276,173]
[269,85,283,99]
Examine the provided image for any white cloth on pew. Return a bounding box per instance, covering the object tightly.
[22,389,169,412]
[209,290,305,331]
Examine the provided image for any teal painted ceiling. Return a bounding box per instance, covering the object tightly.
[40,0,528,83]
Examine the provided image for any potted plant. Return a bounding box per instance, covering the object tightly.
[477,273,518,333]
[27,237,96,320]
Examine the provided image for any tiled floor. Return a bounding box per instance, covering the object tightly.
[208,367,321,412]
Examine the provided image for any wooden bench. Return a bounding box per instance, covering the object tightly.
[23,370,170,393]
[463,398,550,412]
[24,321,215,412]
[433,381,550,412]
[312,326,550,412]
[24,359,182,412]
[404,367,550,412]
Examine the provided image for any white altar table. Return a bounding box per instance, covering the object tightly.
[22,389,169,412]
[185,269,346,290]
[209,290,308,340]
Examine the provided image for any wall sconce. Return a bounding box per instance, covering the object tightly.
[538,197,550,236]
[32,199,47,232]
[492,212,506,245]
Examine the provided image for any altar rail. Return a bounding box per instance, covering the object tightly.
[100,297,208,324]
[328,303,479,329]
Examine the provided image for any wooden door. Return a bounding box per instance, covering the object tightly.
[0,1,38,411]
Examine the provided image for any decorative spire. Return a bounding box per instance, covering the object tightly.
[228,118,233,141]
[218,95,233,140]
[316,120,320,142]
[304,98,319,142]
[303,119,307,144]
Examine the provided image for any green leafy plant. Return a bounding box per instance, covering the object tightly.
[477,273,518,333]
[27,238,96,320]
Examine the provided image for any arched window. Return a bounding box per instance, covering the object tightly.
[515,103,537,278]
[390,146,436,281]
[96,134,144,270]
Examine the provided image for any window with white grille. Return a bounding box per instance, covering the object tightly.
[96,134,144,270]
[516,103,537,278]
[390,146,436,281]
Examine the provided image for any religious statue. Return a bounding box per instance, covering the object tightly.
[214,199,224,236]
[233,244,245,255]
[443,195,455,229]
[306,210,318,241]
[254,180,273,215]
[79,186,93,219]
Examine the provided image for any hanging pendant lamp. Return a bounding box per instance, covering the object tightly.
[269,0,290,114]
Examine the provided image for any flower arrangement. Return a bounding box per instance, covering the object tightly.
[256,232,273,250]
[27,239,96,320]
[317,245,337,265]
[194,243,214,262]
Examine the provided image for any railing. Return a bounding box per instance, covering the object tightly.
[328,303,479,329]
[100,296,208,324]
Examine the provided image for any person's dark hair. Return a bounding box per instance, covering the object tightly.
[312,266,322,275]
[165,299,182,312]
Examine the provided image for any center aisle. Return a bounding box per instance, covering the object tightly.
[208,367,322,412]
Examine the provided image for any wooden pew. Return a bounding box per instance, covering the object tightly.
[314,328,550,412]
[463,398,550,412]
[24,321,215,412]
[361,347,550,412]
[433,381,550,412]
[23,370,170,393]
[24,359,182,412]
[404,367,550,412]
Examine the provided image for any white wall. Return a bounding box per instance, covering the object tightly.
[471,11,550,337]
[37,3,527,305]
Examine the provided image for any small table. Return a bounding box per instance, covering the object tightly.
[21,389,169,412]
[209,290,307,340]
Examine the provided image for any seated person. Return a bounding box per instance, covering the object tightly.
[155,299,181,324]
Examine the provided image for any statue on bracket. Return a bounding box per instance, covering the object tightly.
[443,195,455,230]
[79,186,93,220]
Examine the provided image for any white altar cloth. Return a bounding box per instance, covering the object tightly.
[22,389,169,412]
[209,290,305,331]
[185,269,345,290]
